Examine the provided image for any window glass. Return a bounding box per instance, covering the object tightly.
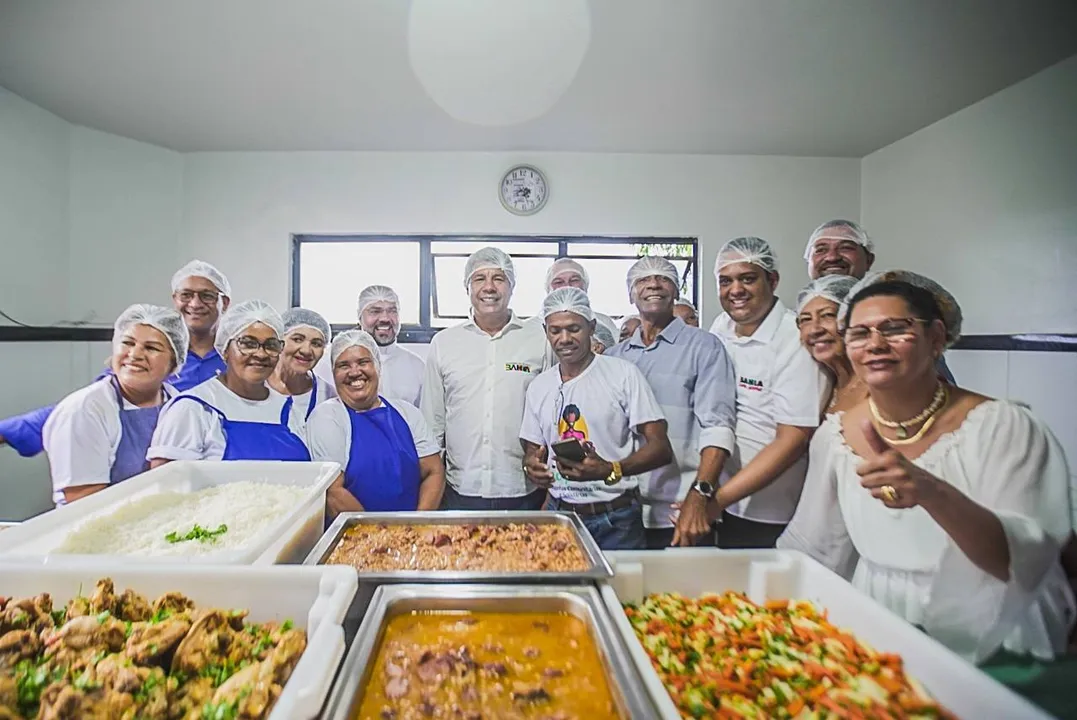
[298,242,420,325]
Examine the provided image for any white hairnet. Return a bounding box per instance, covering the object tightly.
[625,257,681,301]
[544,258,590,292]
[795,275,859,314]
[357,285,400,319]
[593,318,617,350]
[171,260,232,297]
[541,287,594,322]
[804,219,873,262]
[114,304,190,372]
[842,270,963,348]
[674,298,697,310]
[464,247,516,290]
[715,237,779,275]
[214,300,284,357]
[281,307,331,342]
[620,314,640,330]
[330,329,382,375]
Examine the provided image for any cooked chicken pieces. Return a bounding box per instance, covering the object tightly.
[1,580,304,720]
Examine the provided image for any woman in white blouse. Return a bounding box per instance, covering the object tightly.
[778,271,1074,662]
[268,307,334,424]
[794,274,866,415]
[148,300,310,464]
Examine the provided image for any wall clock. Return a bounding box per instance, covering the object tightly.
[499,164,549,216]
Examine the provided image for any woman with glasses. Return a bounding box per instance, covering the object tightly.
[779,271,1073,662]
[306,329,444,518]
[148,300,310,464]
[43,305,188,505]
[794,274,865,415]
[268,308,334,425]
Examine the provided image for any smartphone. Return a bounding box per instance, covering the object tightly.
[551,439,587,462]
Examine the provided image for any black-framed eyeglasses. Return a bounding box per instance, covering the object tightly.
[232,336,284,356]
[174,290,220,305]
[844,317,929,348]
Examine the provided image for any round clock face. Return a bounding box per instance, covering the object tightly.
[499,165,548,215]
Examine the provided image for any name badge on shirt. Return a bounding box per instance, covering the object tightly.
[739,376,765,392]
[505,362,533,373]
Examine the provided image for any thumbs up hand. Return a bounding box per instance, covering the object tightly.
[856,418,940,509]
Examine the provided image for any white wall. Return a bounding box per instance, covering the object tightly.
[861,55,1077,335]
[181,152,862,327]
[862,55,1077,496]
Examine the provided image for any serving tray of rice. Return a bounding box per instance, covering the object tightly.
[0,461,339,565]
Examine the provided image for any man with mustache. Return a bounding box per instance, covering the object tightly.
[521,287,672,549]
[605,256,737,548]
[353,285,425,407]
[804,219,954,383]
[708,237,828,548]
[0,260,230,457]
[421,247,549,510]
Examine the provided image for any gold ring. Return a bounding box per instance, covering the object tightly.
[881,485,899,503]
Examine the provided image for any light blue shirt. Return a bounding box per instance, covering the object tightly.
[605,317,737,528]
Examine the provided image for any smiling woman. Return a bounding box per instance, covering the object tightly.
[147,300,311,465]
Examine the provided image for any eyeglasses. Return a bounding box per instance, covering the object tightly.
[844,317,928,348]
[232,336,284,356]
[174,290,220,305]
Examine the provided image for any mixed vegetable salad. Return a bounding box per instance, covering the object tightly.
[623,592,955,720]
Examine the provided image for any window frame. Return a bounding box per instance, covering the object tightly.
[291,234,698,342]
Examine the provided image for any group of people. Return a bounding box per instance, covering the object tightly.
[0,218,1073,665]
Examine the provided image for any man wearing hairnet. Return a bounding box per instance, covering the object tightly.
[0,259,231,458]
[673,298,699,327]
[804,220,955,384]
[605,257,737,548]
[520,288,672,549]
[709,237,828,548]
[322,285,424,408]
[529,258,618,357]
[421,247,550,510]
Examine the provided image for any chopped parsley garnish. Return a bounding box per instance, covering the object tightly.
[95,610,111,624]
[165,523,229,544]
[151,607,174,624]
[14,659,66,715]
[50,607,67,626]
[280,619,294,632]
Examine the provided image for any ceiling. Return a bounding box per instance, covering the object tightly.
[0,0,1075,157]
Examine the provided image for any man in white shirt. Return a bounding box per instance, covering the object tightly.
[709,237,828,548]
[521,288,672,550]
[421,247,550,510]
[357,285,425,407]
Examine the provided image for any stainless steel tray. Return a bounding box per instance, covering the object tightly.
[303,511,613,583]
[321,584,658,720]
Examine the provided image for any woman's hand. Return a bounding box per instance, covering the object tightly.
[556,443,613,482]
[523,444,556,489]
[856,418,942,509]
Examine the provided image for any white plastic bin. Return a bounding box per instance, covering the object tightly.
[0,560,358,720]
[0,460,339,565]
[601,549,1049,720]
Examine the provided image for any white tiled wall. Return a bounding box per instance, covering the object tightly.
[947,349,1077,511]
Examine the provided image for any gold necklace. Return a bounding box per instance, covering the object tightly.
[870,384,949,445]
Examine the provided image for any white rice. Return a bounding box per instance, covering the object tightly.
[54,482,310,557]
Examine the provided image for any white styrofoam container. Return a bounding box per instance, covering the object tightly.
[0,560,358,720]
[0,460,339,565]
[602,549,1049,720]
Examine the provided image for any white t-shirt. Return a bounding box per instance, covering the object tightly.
[289,374,335,426]
[305,397,440,470]
[520,354,664,504]
[147,377,306,462]
[710,299,829,524]
[421,313,549,498]
[43,378,169,504]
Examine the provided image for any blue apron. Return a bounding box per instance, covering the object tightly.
[304,376,320,421]
[342,398,421,511]
[109,377,171,484]
[174,393,311,462]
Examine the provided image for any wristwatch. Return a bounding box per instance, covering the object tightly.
[603,461,623,487]
[690,479,717,499]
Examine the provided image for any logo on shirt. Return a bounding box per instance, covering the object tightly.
[739,376,765,392]
[505,362,533,373]
[558,403,590,443]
